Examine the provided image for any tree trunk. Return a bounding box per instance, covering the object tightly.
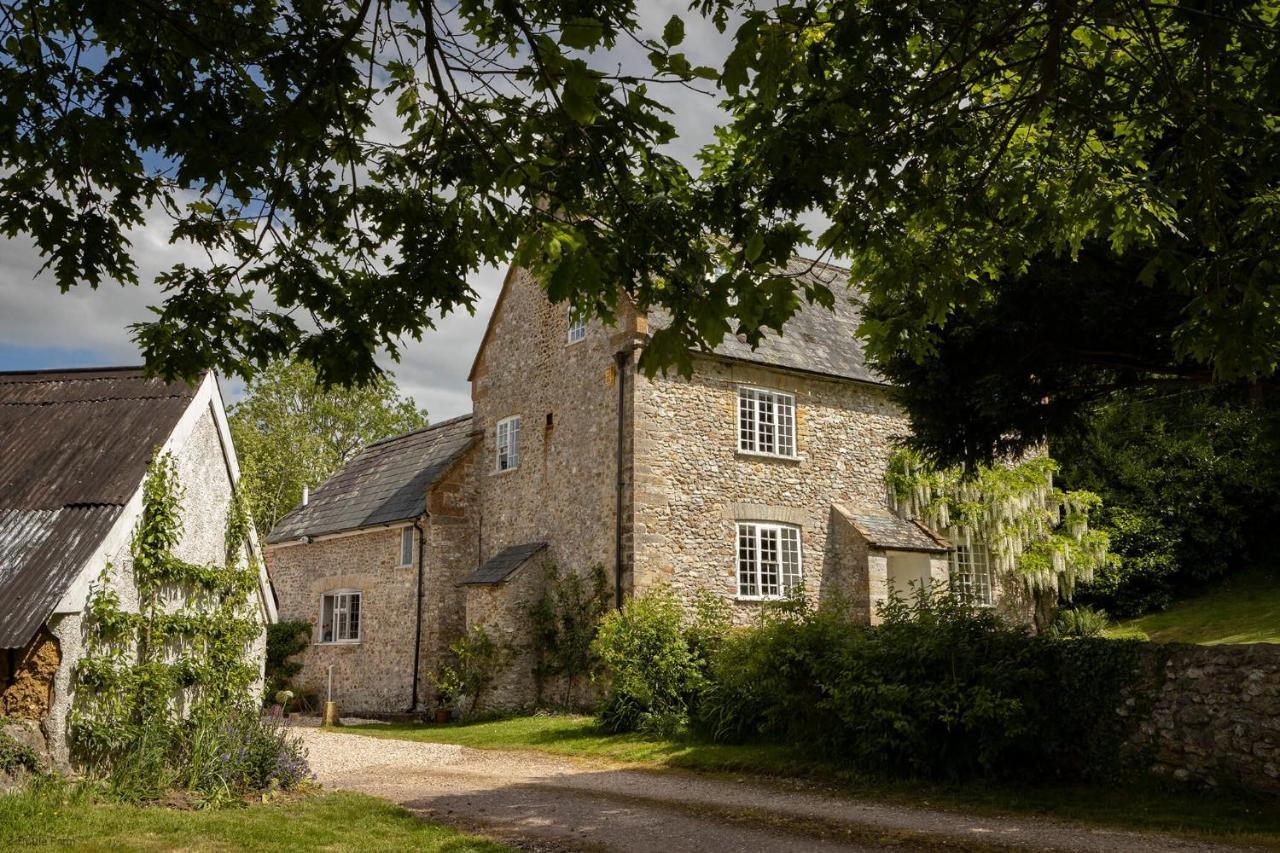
[1032,589,1058,634]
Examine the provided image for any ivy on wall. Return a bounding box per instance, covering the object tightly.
[886,450,1109,598]
[69,453,262,763]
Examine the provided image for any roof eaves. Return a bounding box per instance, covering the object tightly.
[693,349,892,389]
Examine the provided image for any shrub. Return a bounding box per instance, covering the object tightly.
[432,627,512,717]
[264,620,311,704]
[593,585,705,735]
[100,704,310,804]
[694,587,1145,782]
[1050,605,1110,638]
[526,563,610,707]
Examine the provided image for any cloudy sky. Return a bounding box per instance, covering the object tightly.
[0,4,732,421]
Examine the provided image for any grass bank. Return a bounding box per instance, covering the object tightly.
[1106,573,1280,644]
[344,714,1280,848]
[0,783,511,852]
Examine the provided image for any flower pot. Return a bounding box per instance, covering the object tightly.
[434,708,451,724]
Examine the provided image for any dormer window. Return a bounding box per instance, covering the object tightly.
[737,387,796,458]
[496,415,521,471]
[567,307,587,344]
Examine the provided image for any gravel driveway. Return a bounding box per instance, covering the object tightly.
[296,728,1259,853]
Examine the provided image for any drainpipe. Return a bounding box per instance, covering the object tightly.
[613,349,630,610]
[408,517,427,713]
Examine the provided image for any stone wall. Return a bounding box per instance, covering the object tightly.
[470,266,641,593]
[1127,642,1280,795]
[265,444,482,716]
[267,525,421,715]
[463,560,547,711]
[421,444,482,707]
[631,355,915,622]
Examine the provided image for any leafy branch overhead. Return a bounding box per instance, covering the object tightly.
[0,0,776,385]
[4,1,1279,465]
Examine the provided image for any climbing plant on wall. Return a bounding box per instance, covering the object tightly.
[69,453,262,763]
[886,451,1109,604]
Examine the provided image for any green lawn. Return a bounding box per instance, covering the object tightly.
[0,784,511,852]
[345,714,1280,848]
[1105,573,1280,644]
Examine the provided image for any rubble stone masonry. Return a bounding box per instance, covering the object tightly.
[631,355,914,621]
[1126,642,1280,795]
[266,443,481,716]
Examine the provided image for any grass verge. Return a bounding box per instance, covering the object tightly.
[344,714,1280,848]
[1106,572,1280,644]
[0,781,512,852]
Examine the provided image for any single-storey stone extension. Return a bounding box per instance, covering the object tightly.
[265,258,1029,714]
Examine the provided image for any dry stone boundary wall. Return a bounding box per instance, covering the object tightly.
[1125,642,1279,795]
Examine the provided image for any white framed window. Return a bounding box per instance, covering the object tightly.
[398,527,414,567]
[567,307,587,344]
[736,522,802,599]
[496,415,521,471]
[737,387,796,457]
[951,542,994,607]
[319,590,362,643]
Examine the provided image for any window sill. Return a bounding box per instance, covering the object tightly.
[315,640,361,646]
[491,466,519,476]
[735,450,800,463]
[734,595,791,603]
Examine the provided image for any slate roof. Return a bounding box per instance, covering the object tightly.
[652,257,885,385]
[0,367,197,647]
[265,415,477,544]
[460,542,546,586]
[837,505,950,553]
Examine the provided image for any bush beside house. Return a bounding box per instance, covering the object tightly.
[590,585,1280,794]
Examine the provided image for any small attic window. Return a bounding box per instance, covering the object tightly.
[567,307,587,344]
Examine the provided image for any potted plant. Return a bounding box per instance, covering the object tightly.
[431,666,462,724]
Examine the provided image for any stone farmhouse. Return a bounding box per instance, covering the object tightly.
[265,258,1023,713]
[0,367,275,767]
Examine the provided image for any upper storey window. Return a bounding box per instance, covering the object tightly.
[567,307,587,344]
[496,415,521,471]
[737,387,796,457]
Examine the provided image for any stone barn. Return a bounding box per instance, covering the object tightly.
[0,367,275,768]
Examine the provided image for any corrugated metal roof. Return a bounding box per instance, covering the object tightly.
[460,542,546,585]
[651,257,886,385]
[265,415,477,544]
[837,505,950,553]
[0,367,197,647]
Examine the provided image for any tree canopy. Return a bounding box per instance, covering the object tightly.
[4,1,1279,463]
[708,0,1280,462]
[227,359,426,537]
